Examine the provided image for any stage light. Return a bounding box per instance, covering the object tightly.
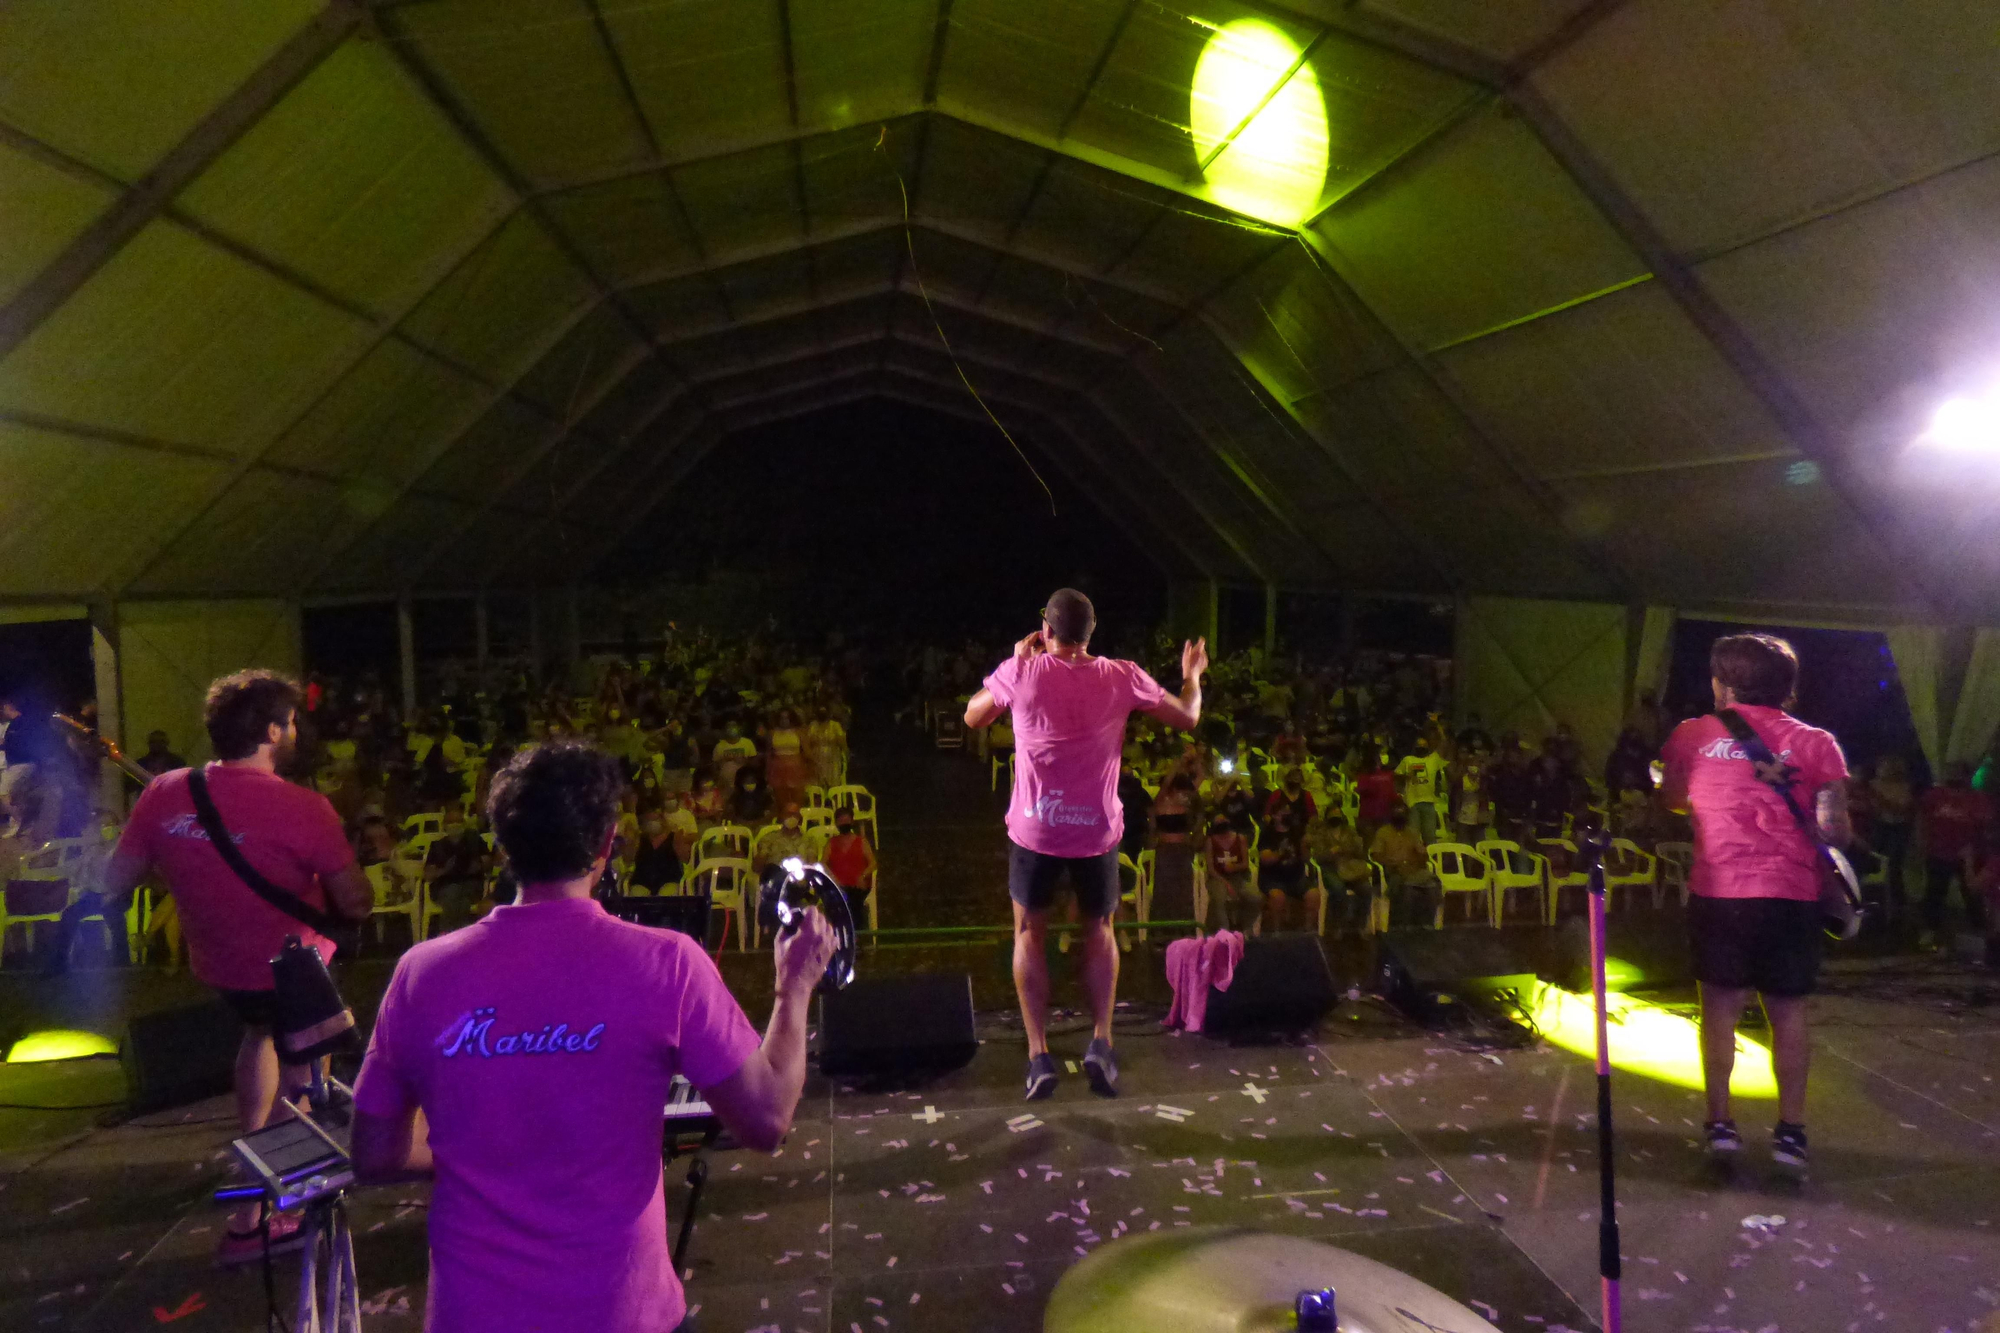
[1191,19,1329,227]
[1529,983,1777,1099]
[1914,390,2000,453]
[1219,758,1236,774]
[5,1029,117,1064]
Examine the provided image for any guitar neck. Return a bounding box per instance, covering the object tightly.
[110,754,155,788]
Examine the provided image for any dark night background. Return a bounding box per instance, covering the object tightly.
[592,398,1167,643]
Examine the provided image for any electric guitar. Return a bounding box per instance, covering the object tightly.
[51,713,156,789]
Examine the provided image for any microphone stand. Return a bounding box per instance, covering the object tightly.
[1577,828,1622,1333]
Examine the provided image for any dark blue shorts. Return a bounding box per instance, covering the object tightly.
[1008,843,1120,920]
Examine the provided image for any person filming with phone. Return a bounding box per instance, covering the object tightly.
[350,741,834,1333]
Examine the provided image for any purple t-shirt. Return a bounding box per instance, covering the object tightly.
[985,652,1167,858]
[352,897,762,1333]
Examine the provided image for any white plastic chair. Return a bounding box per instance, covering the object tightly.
[1604,838,1658,908]
[693,823,752,869]
[1117,852,1152,944]
[1,841,81,967]
[1427,843,1496,928]
[826,785,877,844]
[364,862,424,945]
[1654,841,1694,906]
[1538,837,1592,917]
[1478,839,1553,925]
[401,812,444,838]
[800,807,836,836]
[690,858,752,956]
[990,750,1014,791]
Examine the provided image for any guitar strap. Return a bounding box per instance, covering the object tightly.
[1711,709,1820,842]
[186,766,343,935]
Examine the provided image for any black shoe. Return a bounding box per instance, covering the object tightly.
[1024,1052,1059,1101]
[1082,1036,1118,1098]
[1772,1121,1808,1168]
[1703,1119,1741,1156]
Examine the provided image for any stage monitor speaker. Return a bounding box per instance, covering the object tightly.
[121,1000,241,1114]
[1375,927,1549,1027]
[1553,914,1692,994]
[604,893,711,941]
[1203,934,1338,1037]
[819,974,977,1080]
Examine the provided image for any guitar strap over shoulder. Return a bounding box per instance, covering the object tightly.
[185,766,342,935]
[1712,708,1817,838]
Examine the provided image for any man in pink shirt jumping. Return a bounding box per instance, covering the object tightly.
[1661,634,1851,1171]
[965,589,1206,1100]
[350,742,834,1333]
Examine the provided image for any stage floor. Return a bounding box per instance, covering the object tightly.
[4,962,1997,1333]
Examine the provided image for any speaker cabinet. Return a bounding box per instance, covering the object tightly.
[1203,933,1337,1036]
[121,1001,241,1114]
[819,974,977,1079]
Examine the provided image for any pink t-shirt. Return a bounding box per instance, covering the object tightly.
[351,897,761,1333]
[116,764,352,991]
[985,652,1167,858]
[1661,706,1849,902]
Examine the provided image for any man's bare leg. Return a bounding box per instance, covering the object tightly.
[1762,994,1810,1126]
[1698,983,1752,1123]
[1075,914,1118,1045]
[1012,901,1053,1058]
[229,1028,310,1229]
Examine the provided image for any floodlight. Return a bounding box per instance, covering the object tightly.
[1914,390,2000,453]
[1191,20,1329,227]
[5,1029,117,1063]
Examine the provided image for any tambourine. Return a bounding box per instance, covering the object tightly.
[757,860,858,992]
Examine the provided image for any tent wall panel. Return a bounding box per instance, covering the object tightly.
[1204,242,1400,405]
[398,212,598,381]
[1433,282,1801,478]
[0,143,118,306]
[0,0,320,180]
[1311,101,1646,353]
[261,338,499,486]
[1354,0,1598,62]
[603,0,793,161]
[130,471,372,597]
[0,222,375,453]
[175,38,514,314]
[1535,0,2000,257]
[119,598,302,766]
[1456,595,1628,768]
[542,175,705,288]
[790,0,932,133]
[391,0,651,186]
[934,0,1134,142]
[0,421,228,598]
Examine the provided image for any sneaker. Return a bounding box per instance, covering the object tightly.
[1772,1121,1809,1169]
[216,1208,307,1267]
[1082,1036,1118,1098]
[1703,1119,1741,1156]
[1024,1052,1059,1101]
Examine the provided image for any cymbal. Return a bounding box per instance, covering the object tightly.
[1044,1227,1503,1333]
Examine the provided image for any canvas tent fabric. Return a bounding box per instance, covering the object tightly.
[1,0,1998,628]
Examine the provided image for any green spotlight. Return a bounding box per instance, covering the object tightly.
[5,1029,118,1064]
[1531,982,1778,1099]
[1191,19,1329,227]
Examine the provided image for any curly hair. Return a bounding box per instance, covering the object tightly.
[204,670,301,760]
[1710,633,1799,709]
[487,741,624,884]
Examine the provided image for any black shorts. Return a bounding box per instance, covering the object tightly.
[1008,843,1119,920]
[1688,896,1822,997]
[218,987,279,1028]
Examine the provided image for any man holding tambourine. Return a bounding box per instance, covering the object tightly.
[1659,633,1854,1172]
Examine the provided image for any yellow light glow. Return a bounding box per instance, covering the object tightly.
[1531,984,1777,1099]
[5,1029,118,1064]
[1190,20,1329,227]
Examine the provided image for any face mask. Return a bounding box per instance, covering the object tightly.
[784,819,799,831]
[642,820,663,836]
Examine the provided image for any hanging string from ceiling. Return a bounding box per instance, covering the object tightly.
[876,125,1057,517]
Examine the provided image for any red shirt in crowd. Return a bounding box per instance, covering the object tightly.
[1919,784,1992,862]
[115,764,353,992]
[824,831,872,887]
[353,897,762,1333]
[1661,706,1847,903]
[1354,769,1399,824]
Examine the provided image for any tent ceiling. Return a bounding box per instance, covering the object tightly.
[2,0,1996,623]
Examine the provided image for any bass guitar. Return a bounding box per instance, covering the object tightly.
[51,712,156,790]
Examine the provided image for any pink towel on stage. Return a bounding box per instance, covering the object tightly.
[1164,930,1245,1033]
